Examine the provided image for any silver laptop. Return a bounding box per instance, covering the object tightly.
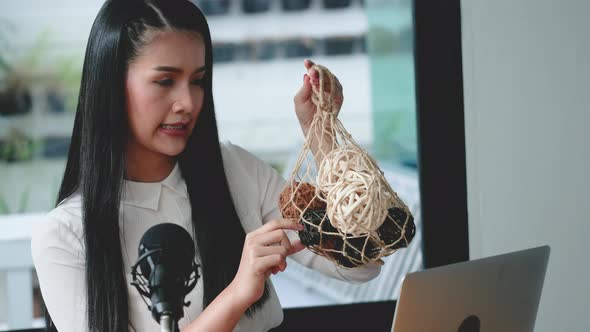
[392,245,550,332]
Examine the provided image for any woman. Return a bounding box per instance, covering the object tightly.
[31,0,381,331]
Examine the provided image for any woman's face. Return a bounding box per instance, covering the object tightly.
[125,30,206,162]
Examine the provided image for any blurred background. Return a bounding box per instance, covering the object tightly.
[0,0,422,329]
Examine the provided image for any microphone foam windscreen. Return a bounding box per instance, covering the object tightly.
[138,223,195,277]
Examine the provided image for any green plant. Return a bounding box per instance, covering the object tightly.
[0,188,30,215]
[367,26,397,55]
[53,55,83,112]
[269,161,285,175]
[0,128,38,162]
[0,195,9,214]
[0,27,51,116]
[0,19,11,73]
[1,24,52,77]
[1,26,83,115]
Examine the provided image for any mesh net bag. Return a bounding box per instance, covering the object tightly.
[279,64,416,268]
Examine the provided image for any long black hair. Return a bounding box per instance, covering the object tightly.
[47,1,269,331]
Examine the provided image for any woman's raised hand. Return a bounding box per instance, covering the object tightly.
[230,219,306,308]
[293,59,344,134]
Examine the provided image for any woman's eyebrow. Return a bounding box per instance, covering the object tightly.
[153,65,207,74]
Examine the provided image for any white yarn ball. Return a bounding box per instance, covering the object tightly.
[317,146,389,236]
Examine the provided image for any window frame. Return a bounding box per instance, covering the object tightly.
[414,0,469,268]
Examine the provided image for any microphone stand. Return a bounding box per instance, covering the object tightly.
[160,313,179,332]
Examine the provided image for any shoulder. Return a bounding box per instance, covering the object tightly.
[218,140,284,185]
[219,140,272,185]
[219,140,266,170]
[219,140,287,225]
[30,192,85,263]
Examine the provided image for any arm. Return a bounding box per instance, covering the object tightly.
[227,142,381,283]
[180,283,249,332]
[289,60,382,281]
[263,168,381,283]
[31,213,88,332]
[182,219,304,332]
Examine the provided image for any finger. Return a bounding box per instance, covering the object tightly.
[280,234,292,253]
[309,67,334,94]
[252,240,290,273]
[304,59,319,89]
[294,73,313,104]
[308,67,320,88]
[255,254,284,275]
[287,238,306,256]
[268,229,305,256]
[256,229,290,247]
[253,245,289,258]
[279,259,287,272]
[252,218,304,236]
[333,78,344,108]
[267,255,287,273]
[335,77,343,95]
[270,260,288,274]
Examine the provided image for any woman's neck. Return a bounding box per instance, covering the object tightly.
[125,145,176,183]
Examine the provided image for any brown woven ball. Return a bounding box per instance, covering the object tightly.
[279,181,326,219]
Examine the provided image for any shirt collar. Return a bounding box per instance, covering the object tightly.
[161,162,188,198]
[122,163,187,210]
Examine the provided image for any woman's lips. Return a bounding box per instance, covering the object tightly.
[159,123,188,136]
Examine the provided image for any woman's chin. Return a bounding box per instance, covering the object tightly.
[164,148,186,157]
[156,143,187,157]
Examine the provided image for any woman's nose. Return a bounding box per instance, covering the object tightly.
[172,89,195,114]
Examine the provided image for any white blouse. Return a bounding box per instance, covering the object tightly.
[31,141,381,332]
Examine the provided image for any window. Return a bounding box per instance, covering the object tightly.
[234,42,255,62]
[322,0,352,10]
[242,0,272,14]
[283,38,316,58]
[41,137,70,159]
[195,0,230,16]
[253,40,278,61]
[324,36,356,56]
[357,35,367,53]
[212,42,237,63]
[0,88,32,116]
[281,0,311,11]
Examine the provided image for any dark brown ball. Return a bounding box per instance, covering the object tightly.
[377,207,416,249]
[299,209,380,268]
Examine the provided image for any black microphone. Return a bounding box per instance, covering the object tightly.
[131,223,200,332]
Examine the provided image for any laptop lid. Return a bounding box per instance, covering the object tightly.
[392,245,550,332]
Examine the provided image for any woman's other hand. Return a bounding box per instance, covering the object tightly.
[230,219,305,308]
[293,59,344,136]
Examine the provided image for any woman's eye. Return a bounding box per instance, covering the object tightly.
[155,78,174,86]
[191,78,205,86]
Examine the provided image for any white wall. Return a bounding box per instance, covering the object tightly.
[461,0,590,331]
[0,272,5,324]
